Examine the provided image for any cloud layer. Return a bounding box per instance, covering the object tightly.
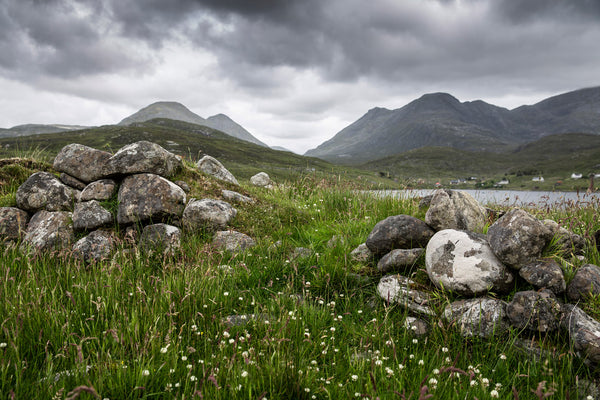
[1,0,599,153]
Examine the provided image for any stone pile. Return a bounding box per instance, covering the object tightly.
[361,188,600,365]
[0,141,266,261]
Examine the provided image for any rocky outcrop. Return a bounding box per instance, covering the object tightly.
[196,155,239,185]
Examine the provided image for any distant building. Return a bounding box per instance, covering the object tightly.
[497,179,509,185]
[532,176,544,182]
[571,173,583,179]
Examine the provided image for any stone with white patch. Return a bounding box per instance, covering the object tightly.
[426,229,514,296]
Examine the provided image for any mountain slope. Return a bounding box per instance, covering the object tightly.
[119,101,268,147]
[306,86,600,163]
[0,124,90,138]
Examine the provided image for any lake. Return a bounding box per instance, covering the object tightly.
[376,189,600,208]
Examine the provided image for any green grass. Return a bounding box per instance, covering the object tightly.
[1,161,599,399]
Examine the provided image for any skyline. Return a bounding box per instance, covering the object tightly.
[1,0,599,153]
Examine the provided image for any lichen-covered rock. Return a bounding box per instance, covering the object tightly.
[72,230,115,263]
[425,189,488,232]
[425,229,514,296]
[222,190,253,204]
[0,207,29,241]
[366,215,434,256]
[561,304,600,364]
[16,172,75,212]
[519,259,566,295]
[53,143,112,183]
[80,179,117,202]
[250,172,273,188]
[72,200,113,231]
[443,298,509,338]
[350,243,374,263]
[543,219,586,256]
[117,173,186,225]
[212,230,256,253]
[506,290,561,333]
[21,210,73,252]
[174,180,190,193]
[59,173,86,190]
[377,248,424,273]
[567,264,600,302]
[103,141,183,178]
[139,223,181,254]
[377,274,434,316]
[404,316,429,336]
[196,155,239,185]
[182,198,236,231]
[487,209,553,270]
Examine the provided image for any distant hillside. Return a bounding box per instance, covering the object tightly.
[0,124,90,138]
[119,101,268,147]
[306,86,600,163]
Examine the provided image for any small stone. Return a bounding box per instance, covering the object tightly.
[80,179,117,202]
[196,155,238,185]
[250,172,273,188]
[72,200,113,231]
[377,248,424,273]
[0,207,29,241]
[212,230,255,253]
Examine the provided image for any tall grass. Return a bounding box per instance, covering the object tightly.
[0,174,597,399]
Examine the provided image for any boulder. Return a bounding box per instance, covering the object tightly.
[543,219,586,256]
[212,230,256,253]
[424,189,488,232]
[59,173,86,190]
[443,298,509,338]
[350,243,374,263]
[487,209,553,270]
[250,172,274,188]
[404,317,429,336]
[425,229,514,296]
[222,190,253,204]
[117,174,186,225]
[561,304,600,364]
[80,179,117,202]
[139,223,181,254]
[365,215,434,256]
[16,172,75,212]
[196,155,238,185]
[0,207,30,241]
[22,211,73,252]
[377,248,424,273]
[53,143,112,183]
[567,264,600,302]
[519,259,566,295]
[182,198,237,231]
[103,141,183,178]
[72,200,113,231]
[506,290,561,333]
[72,230,115,263]
[377,274,434,316]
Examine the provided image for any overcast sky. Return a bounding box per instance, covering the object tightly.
[1,0,599,154]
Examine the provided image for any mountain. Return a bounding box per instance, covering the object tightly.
[305,86,600,163]
[0,124,89,138]
[119,101,268,147]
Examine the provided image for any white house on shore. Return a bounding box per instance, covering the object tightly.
[532,176,544,182]
[571,173,583,179]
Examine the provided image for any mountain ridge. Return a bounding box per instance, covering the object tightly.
[305,86,600,163]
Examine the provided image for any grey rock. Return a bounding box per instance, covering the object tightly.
[567,264,600,302]
[182,198,237,231]
[543,219,586,256]
[16,171,75,212]
[0,207,29,241]
[443,298,509,338]
[487,208,553,270]
[222,189,253,204]
[53,143,112,183]
[117,173,186,225]
[139,223,181,254]
[72,200,113,231]
[365,214,434,256]
[425,189,488,232]
[425,229,514,296]
[22,211,73,252]
[59,173,86,190]
[418,195,433,209]
[174,180,190,193]
[250,172,273,188]
[404,316,429,336]
[507,290,561,333]
[519,259,566,295]
[350,243,374,263]
[560,304,600,364]
[72,230,115,263]
[377,248,424,273]
[291,247,313,259]
[377,274,435,316]
[80,179,117,202]
[196,155,238,185]
[212,230,256,253]
[103,141,183,178]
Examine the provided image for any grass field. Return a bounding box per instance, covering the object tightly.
[1,153,600,399]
